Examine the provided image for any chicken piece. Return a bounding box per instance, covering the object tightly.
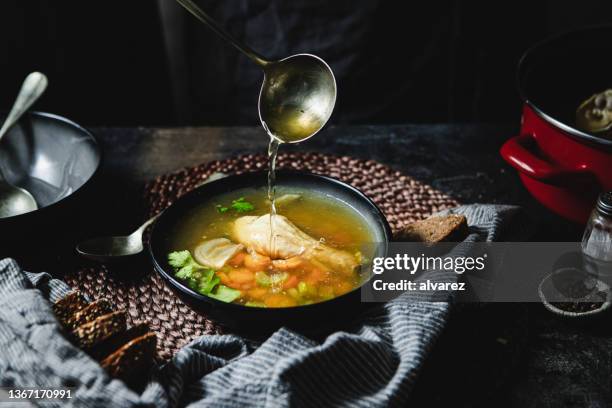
[275,194,301,208]
[232,214,357,275]
[194,238,244,269]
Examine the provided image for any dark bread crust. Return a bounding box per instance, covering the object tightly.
[90,323,151,361]
[52,291,88,326]
[100,332,157,386]
[52,292,159,388]
[395,214,468,243]
[64,299,113,331]
[71,311,127,350]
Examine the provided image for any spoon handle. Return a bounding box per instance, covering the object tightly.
[0,72,48,142]
[174,0,269,67]
[136,213,161,235]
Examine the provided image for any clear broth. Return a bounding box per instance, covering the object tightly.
[169,187,374,307]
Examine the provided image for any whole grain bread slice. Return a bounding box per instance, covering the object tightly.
[63,299,114,331]
[72,311,127,350]
[395,214,468,243]
[90,323,152,361]
[53,291,89,327]
[100,332,157,386]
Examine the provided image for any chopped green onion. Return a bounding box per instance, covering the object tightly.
[245,301,266,308]
[255,271,271,287]
[270,272,288,285]
[208,285,241,303]
[298,281,317,297]
[287,288,300,300]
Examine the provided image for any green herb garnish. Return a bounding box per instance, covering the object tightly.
[168,250,192,268]
[167,250,240,303]
[208,285,241,303]
[230,197,255,213]
[215,197,254,214]
[168,250,202,280]
[245,301,266,308]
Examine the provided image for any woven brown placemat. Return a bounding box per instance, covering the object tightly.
[65,152,459,361]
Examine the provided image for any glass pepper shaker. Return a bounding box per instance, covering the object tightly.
[582,191,612,263]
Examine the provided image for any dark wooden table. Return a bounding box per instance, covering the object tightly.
[32,124,612,407]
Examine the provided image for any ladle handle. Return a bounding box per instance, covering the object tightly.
[174,0,270,67]
[0,72,48,142]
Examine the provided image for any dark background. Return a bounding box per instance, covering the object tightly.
[1,0,611,127]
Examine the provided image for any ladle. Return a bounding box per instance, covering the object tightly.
[175,0,336,143]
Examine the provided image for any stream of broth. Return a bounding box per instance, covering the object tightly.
[267,135,280,257]
[264,109,323,257]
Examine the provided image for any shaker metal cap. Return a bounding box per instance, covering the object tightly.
[597,191,612,216]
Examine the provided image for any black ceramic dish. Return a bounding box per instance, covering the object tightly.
[149,170,392,332]
[0,112,101,255]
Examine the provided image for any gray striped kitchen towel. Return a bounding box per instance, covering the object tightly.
[0,204,524,407]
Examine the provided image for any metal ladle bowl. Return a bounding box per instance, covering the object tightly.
[175,0,336,144]
[258,54,336,143]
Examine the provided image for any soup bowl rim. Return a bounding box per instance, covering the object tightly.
[148,169,392,312]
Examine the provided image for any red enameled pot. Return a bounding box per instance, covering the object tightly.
[501,26,612,224]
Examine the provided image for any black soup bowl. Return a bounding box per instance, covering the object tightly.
[149,170,392,332]
[0,112,101,256]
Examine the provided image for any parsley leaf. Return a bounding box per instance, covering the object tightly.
[168,250,204,279]
[216,204,229,213]
[198,269,220,294]
[230,197,255,213]
[167,250,241,303]
[168,250,192,268]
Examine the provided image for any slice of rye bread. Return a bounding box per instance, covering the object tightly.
[63,299,114,331]
[90,323,152,361]
[72,311,127,350]
[100,332,157,384]
[395,214,468,243]
[53,291,89,326]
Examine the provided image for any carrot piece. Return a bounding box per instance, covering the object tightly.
[240,282,255,290]
[224,280,242,290]
[248,287,268,300]
[282,275,299,289]
[228,252,246,267]
[265,294,297,308]
[244,252,271,271]
[229,268,255,284]
[217,272,232,285]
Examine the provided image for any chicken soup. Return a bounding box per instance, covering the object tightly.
[167,187,373,308]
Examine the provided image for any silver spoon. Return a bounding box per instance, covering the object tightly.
[76,173,228,262]
[76,214,160,262]
[175,0,336,143]
[0,72,48,218]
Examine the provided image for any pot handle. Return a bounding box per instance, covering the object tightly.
[500,133,585,183]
